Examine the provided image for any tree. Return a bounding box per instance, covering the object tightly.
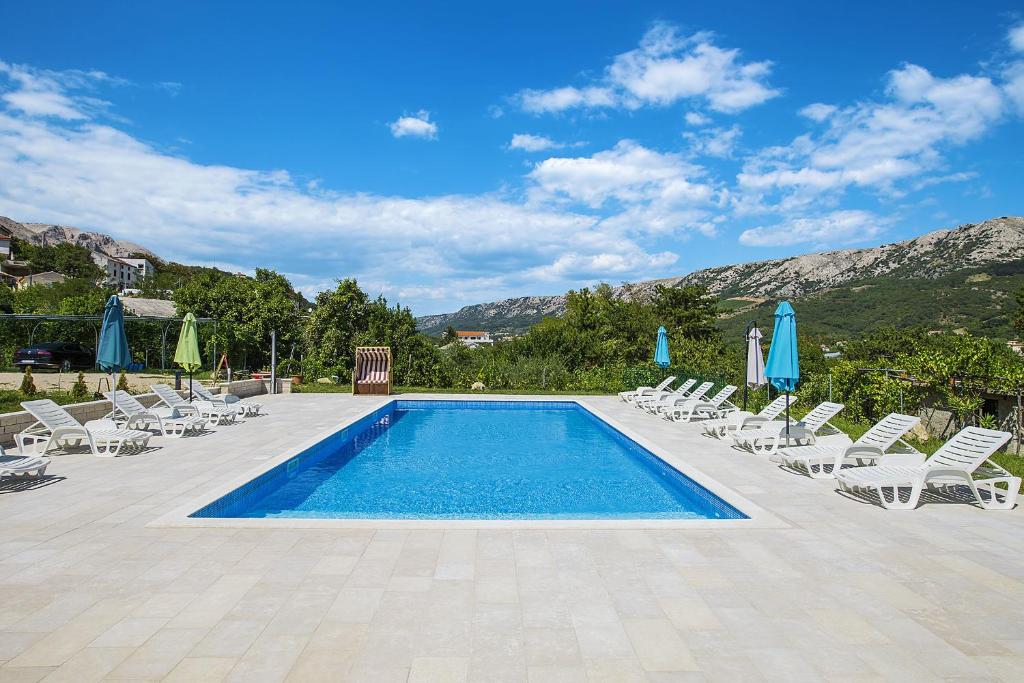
[0,282,12,313]
[652,285,719,341]
[441,325,458,345]
[303,279,370,379]
[1014,285,1024,340]
[11,237,103,280]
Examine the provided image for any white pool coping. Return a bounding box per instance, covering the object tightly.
[149,394,787,530]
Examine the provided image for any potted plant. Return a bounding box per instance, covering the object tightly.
[280,359,302,385]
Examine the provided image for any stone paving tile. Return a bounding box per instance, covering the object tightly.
[1,393,1024,681]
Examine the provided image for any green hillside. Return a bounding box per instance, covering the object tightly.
[717,260,1024,341]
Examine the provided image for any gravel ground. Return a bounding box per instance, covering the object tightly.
[0,370,184,393]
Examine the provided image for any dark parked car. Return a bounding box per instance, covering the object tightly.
[14,342,95,371]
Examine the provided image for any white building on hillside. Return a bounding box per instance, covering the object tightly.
[92,252,154,291]
[456,331,493,348]
[0,224,11,260]
[122,257,155,279]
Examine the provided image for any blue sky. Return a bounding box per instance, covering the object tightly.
[0,1,1022,314]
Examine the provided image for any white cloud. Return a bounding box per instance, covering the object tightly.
[0,67,698,313]
[684,111,711,126]
[737,64,1006,210]
[683,124,741,158]
[508,133,559,152]
[515,23,779,114]
[388,110,438,139]
[528,140,716,211]
[1010,23,1024,52]
[0,61,117,119]
[738,210,884,247]
[799,103,836,122]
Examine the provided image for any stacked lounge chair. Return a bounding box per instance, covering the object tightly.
[104,390,208,438]
[633,379,696,410]
[638,381,712,414]
[703,394,797,439]
[780,413,920,478]
[618,376,675,403]
[660,385,738,422]
[732,402,845,455]
[835,426,1018,510]
[18,399,152,457]
[189,382,264,417]
[150,384,240,426]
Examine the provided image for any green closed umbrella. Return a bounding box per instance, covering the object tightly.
[97,295,131,416]
[173,313,202,402]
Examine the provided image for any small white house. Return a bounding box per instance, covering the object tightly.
[0,224,11,260]
[122,257,155,279]
[456,331,494,348]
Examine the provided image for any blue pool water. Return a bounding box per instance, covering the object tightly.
[193,401,745,520]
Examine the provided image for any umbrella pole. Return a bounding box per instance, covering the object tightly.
[785,390,791,446]
[111,373,116,420]
[189,370,193,402]
[742,323,750,412]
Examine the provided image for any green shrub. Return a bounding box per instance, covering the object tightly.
[19,368,37,396]
[70,372,89,400]
[117,370,130,392]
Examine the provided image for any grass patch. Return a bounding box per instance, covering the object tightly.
[0,389,94,415]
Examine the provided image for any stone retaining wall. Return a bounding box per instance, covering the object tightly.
[0,392,165,447]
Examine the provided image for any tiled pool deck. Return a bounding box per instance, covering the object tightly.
[2,393,1024,681]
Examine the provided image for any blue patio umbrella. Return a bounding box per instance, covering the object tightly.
[764,301,800,440]
[654,326,671,369]
[96,294,131,416]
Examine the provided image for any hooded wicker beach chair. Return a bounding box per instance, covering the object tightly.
[353,347,392,395]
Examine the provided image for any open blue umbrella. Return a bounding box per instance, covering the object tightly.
[764,301,799,440]
[97,294,131,417]
[654,326,671,369]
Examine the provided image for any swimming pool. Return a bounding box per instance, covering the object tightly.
[192,400,746,520]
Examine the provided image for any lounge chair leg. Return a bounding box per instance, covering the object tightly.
[875,482,921,510]
[971,477,1021,510]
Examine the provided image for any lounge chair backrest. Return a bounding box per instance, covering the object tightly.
[151,384,186,407]
[926,427,1011,472]
[759,394,797,420]
[687,381,714,401]
[20,399,81,430]
[652,376,676,392]
[189,382,215,401]
[102,390,146,414]
[706,385,737,406]
[799,402,845,432]
[855,413,920,450]
[673,379,696,395]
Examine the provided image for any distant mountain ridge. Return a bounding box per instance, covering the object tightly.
[10,219,156,259]
[416,216,1024,337]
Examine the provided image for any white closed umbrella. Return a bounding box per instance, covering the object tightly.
[746,326,767,388]
[742,323,767,411]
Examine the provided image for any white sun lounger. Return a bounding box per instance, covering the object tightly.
[104,390,208,438]
[661,385,738,422]
[619,376,676,403]
[732,402,845,455]
[780,413,920,478]
[703,394,797,439]
[150,384,240,426]
[0,446,50,478]
[834,426,1017,510]
[638,381,712,414]
[633,379,696,410]
[189,382,264,416]
[18,399,152,457]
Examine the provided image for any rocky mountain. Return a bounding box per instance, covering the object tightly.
[2,216,156,259]
[416,216,1024,337]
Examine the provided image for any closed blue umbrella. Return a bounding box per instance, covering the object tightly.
[764,301,799,440]
[654,326,671,369]
[96,294,131,416]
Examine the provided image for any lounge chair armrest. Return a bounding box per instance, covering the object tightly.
[879,452,927,467]
[844,445,885,464]
[922,467,973,485]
